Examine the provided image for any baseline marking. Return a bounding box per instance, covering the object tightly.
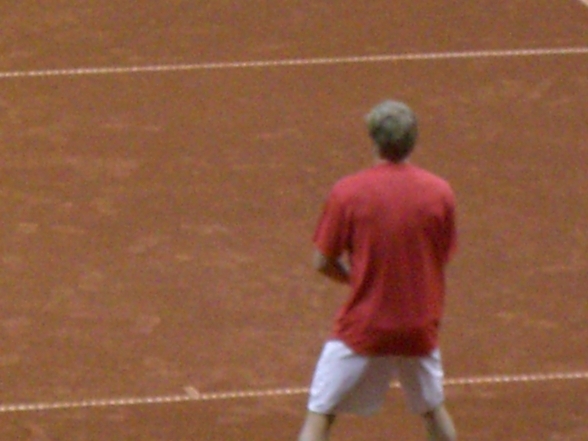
[0,47,587,79]
[0,371,586,414]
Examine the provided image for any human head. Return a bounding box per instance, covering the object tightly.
[365,100,418,162]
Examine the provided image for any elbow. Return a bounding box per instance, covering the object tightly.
[312,251,330,273]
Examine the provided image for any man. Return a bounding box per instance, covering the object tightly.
[297,100,458,441]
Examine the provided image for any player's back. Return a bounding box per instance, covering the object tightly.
[331,161,456,356]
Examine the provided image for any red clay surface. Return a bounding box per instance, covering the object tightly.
[0,1,587,440]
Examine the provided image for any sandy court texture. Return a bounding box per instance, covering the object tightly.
[0,1,587,440]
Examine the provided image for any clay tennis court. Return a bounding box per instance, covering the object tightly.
[0,2,587,440]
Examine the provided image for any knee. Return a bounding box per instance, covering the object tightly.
[297,412,336,441]
[422,404,457,441]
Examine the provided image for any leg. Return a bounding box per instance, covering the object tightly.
[297,411,336,441]
[298,341,391,440]
[395,350,457,441]
[422,403,456,441]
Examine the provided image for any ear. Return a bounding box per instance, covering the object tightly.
[371,126,390,146]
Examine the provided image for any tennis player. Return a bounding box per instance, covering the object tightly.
[297,100,458,441]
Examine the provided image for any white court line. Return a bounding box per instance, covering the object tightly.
[0,46,587,79]
[577,0,588,8]
[0,371,586,414]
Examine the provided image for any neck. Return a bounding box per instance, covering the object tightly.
[374,157,409,165]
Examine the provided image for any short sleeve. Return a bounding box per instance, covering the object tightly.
[443,190,458,261]
[312,186,351,259]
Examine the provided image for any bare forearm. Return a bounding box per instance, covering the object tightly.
[313,250,350,284]
[318,259,350,284]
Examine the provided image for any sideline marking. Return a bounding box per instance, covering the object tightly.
[0,371,586,414]
[0,47,587,79]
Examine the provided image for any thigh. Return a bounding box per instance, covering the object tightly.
[396,349,445,414]
[307,340,395,416]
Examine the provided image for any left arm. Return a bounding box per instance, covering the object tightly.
[312,249,350,285]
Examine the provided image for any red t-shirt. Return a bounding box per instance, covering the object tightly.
[313,162,457,356]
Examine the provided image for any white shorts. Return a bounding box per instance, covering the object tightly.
[307,340,445,416]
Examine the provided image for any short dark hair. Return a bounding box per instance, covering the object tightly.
[365,100,418,162]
